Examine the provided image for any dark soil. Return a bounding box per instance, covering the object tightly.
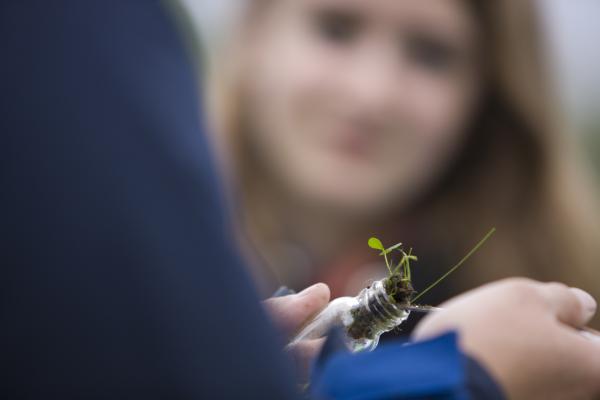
[384,274,415,304]
[347,307,377,340]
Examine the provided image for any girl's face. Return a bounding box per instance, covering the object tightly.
[243,0,483,217]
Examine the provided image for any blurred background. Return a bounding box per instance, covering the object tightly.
[183,0,600,173]
[176,0,600,328]
[541,0,600,173]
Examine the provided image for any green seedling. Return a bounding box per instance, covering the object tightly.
[368,227,496,305]
[346,228,495,342]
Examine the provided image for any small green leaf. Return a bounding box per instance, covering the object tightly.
[368,237,384,251]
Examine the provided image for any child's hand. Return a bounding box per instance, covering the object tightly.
[414,278,600,400]
[263,283,330,382]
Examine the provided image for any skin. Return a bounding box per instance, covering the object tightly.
[413,278,600,400]
[250,2,600,395]
[266,279,600,398]
[263,283,331,383]
[242,0,484,264]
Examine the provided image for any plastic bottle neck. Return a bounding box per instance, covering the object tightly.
[357,279,409,332]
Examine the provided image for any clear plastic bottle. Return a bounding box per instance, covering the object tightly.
[288,279,410,353]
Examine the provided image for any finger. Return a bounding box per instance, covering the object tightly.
[263,283,330,336]
[555,327,600,391]
[286,338,325,383]
[579,327,600,342]
[539,283,597,328]
[272,286,296,297]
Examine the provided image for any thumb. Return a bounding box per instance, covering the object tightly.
[286,338,325,383]
[539,283,597,328]
[264,283,330,337]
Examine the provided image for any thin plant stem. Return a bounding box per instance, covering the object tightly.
[382,251,392,275]
[410,228,496,304]
[405,248,413,281]
[392,255,405,276]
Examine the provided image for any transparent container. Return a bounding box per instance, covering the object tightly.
[288,279,410,353]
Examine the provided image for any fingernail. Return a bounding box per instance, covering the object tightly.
[272,286,296,298]
[580,328,600,342]
[571,288,597,315]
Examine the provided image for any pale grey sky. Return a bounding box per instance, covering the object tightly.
[541,0,600,123]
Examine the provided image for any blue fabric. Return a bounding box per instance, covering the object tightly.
[311,331,506,400]
[0,1,296,398]
[463,355,505,400]
[1,1,506,399]
[312,333,468,400]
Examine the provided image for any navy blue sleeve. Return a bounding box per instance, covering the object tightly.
[464,355,505,400]
[0,1,296,398]
[311,332,505,400]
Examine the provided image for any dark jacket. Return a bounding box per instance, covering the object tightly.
[0,1,503,399]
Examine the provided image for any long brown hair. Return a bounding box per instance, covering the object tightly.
[415,1,600,293]
[210,0,600,310]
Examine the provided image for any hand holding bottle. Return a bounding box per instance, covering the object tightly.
[263,283,331,382]
[413,278,600,400]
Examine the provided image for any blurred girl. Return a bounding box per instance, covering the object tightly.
[209,0,600,311]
